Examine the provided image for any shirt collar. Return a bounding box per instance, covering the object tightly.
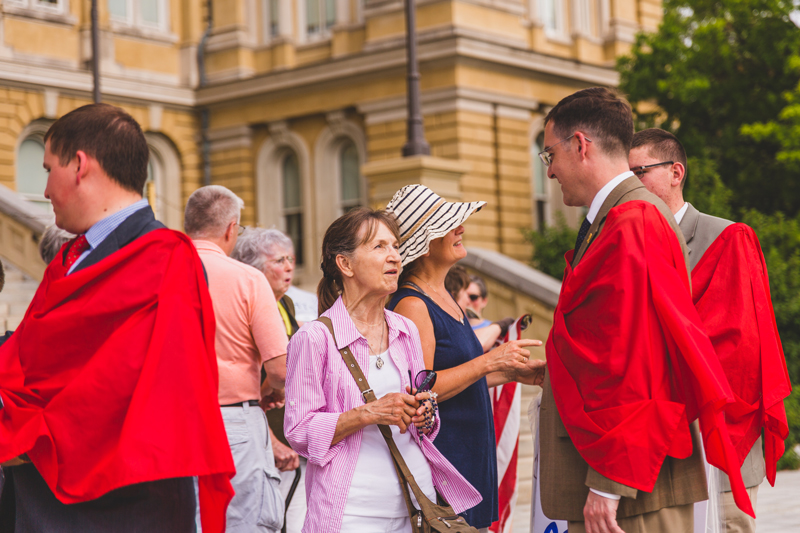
[586,171,635,224]
[674,202,689,224]
[84,198,150,250]
[192,240,226,256]
[323,296,410,350]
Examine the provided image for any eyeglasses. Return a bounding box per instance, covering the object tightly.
[630,161,674,177]
[269,255,296,267]
[234,223,246,236]
[468,294,481,302]
[408,369,437,393]
[538,134,593,167]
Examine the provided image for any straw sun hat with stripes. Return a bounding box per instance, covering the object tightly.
[386,184,486,266]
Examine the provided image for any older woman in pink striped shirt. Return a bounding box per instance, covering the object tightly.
[284,208,481,533]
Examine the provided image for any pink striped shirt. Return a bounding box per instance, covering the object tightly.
[284,296,482,533]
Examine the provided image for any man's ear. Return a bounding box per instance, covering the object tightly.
[335,254,355,279]
[74,150,90,183]
[672,162,686,188]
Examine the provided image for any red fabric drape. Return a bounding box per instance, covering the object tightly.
[691,223,791,485]
[546,201,753,517]
[0,229,234,533]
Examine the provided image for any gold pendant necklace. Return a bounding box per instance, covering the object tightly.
[375,320,386,369]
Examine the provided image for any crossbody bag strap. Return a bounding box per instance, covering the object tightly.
[316,317,436,514]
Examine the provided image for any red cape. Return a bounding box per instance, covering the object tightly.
[546,201,753,517]
[692,223,791,485]
[0,229,234,532]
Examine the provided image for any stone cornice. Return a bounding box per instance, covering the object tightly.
[0,57,196,108]
[197,31,619,106]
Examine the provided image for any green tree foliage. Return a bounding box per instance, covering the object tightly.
[523,211,577,281]
[742,55,800,175]
[683,155,733,219]
[618,0,800,215]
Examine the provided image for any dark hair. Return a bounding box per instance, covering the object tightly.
[318,207,400,315]
[444,265,470,300]
[44,104,150,195]
[544,87,633,159]
[469,274,488,298]
[632,128,689,190]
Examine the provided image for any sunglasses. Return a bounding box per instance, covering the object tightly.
[408,369,437,393]
[468,294,481,302]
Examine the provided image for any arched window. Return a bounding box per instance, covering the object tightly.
[145,157,157,213]
[339,140,361,213]
[282,151,304,266]
[532,133,548,231]
[17,136,50,211]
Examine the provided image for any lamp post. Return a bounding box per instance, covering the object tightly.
[91,0,101,103]
[401,0,430,157]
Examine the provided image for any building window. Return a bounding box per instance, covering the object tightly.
[540,0,565,36]
[16,137,51,212]
[306,0,335,38]
[6,0,67,14]
[339,140,361,213]
[282,152,304,266]
[264,0,280,40]
[532,133,548,231]
[108,0,168,30]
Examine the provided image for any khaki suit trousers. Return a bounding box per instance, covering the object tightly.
[722,486,758,533]
[568,503,693,533]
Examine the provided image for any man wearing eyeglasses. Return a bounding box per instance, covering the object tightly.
[630,129,791,533]
[537,88,754,533]
[185,186,289,532]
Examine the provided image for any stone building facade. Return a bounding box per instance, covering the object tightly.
[0,0,661,287]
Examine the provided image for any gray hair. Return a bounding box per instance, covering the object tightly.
[232,228,294,273]
[39,225,75,265]
[184,185,244,239]
[469,274,488,299]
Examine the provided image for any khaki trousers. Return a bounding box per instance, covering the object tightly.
[569,503,694,533]
[722,486,758,533]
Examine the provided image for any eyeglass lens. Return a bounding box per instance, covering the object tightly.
[468,294,480,301]
[414,370,437,392]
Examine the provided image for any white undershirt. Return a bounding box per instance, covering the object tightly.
[586,171,635,223]
[674,202,688,224]
[343,348,436,518]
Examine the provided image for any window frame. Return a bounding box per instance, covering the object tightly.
[4,0,69,17]
[280,150,305,267]
[108,0,170,33]
[301,0,336,42]
[532,132,549,232]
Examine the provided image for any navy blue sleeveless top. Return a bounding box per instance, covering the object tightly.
[388,287,498,528]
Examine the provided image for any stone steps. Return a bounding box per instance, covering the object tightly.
[0,259,38,331]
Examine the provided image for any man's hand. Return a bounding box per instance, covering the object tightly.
[514,358,546,386]
[260,388,285,411]
[584,491,624,533]
[271,438,300,472]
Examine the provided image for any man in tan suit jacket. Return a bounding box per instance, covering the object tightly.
[538,89,710,533]
[630,129,788,533]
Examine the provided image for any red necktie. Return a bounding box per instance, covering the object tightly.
[64,235,90,269]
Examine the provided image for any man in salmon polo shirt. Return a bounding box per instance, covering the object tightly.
[185,185,289,533]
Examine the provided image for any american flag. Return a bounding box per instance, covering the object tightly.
[489,315,532,533]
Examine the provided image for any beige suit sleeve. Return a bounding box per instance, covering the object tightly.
[585,466,639,499]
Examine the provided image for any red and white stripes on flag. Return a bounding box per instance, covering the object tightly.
[489,315,532,533]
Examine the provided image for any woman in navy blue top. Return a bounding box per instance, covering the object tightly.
[385,185,545,530]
